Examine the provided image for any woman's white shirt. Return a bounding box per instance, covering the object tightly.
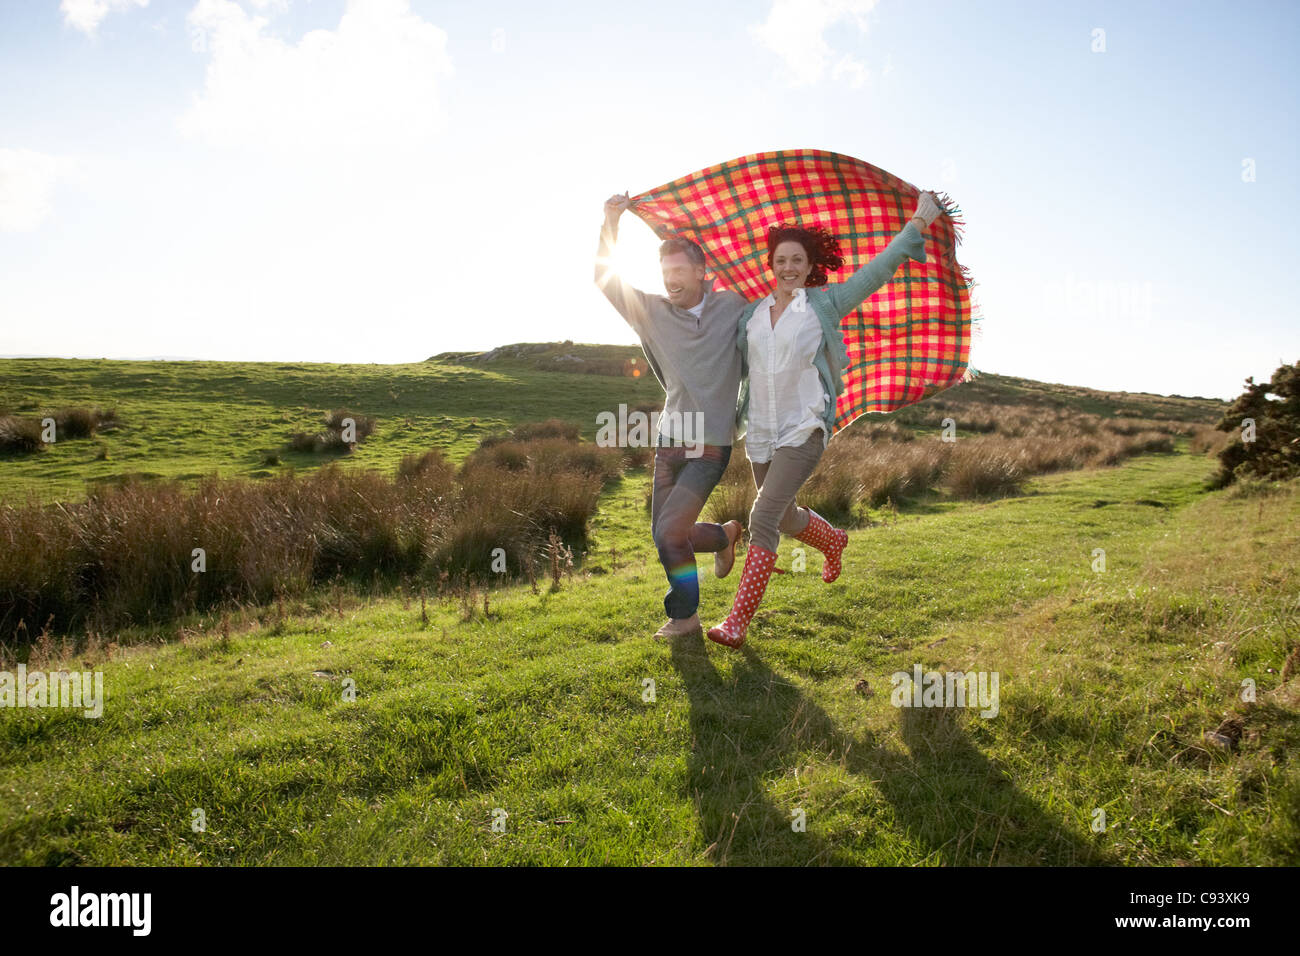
[745,287,830,464]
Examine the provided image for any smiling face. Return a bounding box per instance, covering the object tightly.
[660,251,706,309]
[771,240,812,296]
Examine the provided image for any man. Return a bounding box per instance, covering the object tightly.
[595,193,745,638]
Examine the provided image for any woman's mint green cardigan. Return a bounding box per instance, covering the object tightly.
[735,221,928,442]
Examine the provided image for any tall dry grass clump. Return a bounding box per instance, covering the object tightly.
[0,406,119,454]
[758,405,1185,523]
[941,443,1027,499]
[48,406,120,439]
[478,419,581,447]
[703,441,757,527]
[797,450,862,520]
[1189,425,1231,457]
[694,403,1184,531]
[288,408,378,454]
[1,429,616,646]
[0,416,44,455]
[463,436,624,482]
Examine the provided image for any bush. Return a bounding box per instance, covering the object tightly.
[1211,361,1300,487]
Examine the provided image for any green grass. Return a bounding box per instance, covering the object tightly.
[0,350,1224,506]
[2,441,1296,865]
[0,353,664,504]
[2,350,1294,866]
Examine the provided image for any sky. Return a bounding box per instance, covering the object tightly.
[0,0,1297,400]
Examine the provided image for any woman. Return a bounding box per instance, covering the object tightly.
[706,192,942,648]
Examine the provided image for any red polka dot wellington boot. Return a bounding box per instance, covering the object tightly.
[706,544,778,649]
[793,509,849,583]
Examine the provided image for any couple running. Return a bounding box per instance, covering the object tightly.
[594,189,941,648]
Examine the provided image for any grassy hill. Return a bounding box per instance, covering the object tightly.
[0,347,664,505]
[2,347,1296,866]
[0,345,1226,506]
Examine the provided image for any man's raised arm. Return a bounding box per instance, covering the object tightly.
[594,193,649,334]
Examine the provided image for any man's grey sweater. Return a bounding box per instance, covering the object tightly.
[594,220,745,447]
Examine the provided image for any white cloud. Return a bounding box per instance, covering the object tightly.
[178,0,453,158]
[0,149,82,232]
[750,0,879,86]
[60,0,149,36]
[151,0,461,363]
[832,53,869,89]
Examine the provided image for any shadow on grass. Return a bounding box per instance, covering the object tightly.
[670,635,1112,866]
[669,634,838,865]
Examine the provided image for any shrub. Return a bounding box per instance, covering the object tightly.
[1211,361,1300,487]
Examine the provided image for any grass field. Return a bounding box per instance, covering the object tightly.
[1,350,1296,865]
[0,347,1223,506]
[0,350,664,505]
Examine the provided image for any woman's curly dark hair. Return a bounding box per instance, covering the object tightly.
[765,224,844,288]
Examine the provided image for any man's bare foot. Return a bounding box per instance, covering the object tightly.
[654,614,701,638]
[714,520,743,578]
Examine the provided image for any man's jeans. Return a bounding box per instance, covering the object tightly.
[649,442,731,620]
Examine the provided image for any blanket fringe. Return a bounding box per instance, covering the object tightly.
[932,189,965,247]
[914,192,982,390]
[958,263,984,336]
[954,249,983,380]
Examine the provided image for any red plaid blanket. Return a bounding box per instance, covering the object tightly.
[630,149,980,432]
